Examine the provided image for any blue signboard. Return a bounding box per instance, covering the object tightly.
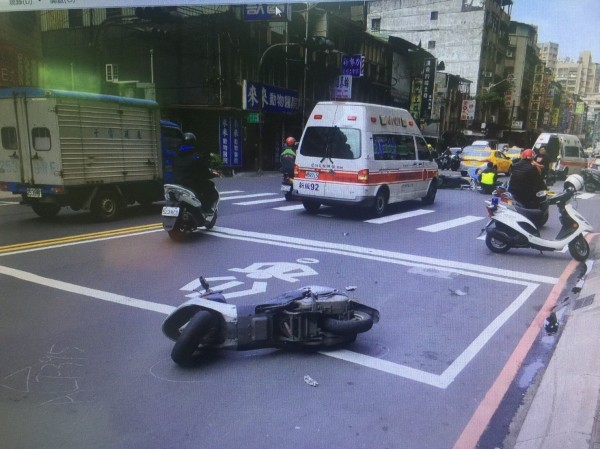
[219,117,243,167]
[342,54,365,77]
[243,80,299,114]
[244,4,291,22]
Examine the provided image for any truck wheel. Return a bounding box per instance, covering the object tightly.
[91,191,121,222]
[32,202,61,219]
[171,311,217,366]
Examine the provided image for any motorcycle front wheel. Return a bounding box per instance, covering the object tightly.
[322,310,374,336]
[485,232,511,253]
[568,235,590,261]
[171,311,217,366]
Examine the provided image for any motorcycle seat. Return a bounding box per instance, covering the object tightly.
[254,288,310,313]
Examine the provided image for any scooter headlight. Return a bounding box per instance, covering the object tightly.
[564,174,584,192]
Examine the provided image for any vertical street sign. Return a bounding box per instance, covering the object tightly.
[421,57,436,119]
[219,117,243,167]
[341,54,365,77]
[333,75,352,99]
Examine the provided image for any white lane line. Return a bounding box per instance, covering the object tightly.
[208,226,559,285]
[364,209,434,224]
[234,197,286,206]
[0,226,547,388]
[0,265,174,315]
[219,190,245,195]
[220,193,278,201]
[274,204,305,211]
[576,192,595,199]
[417,215,484,232]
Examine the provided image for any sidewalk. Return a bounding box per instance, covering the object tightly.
[512,233,600,449]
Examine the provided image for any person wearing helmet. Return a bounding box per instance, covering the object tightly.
[508,148,547,208]
[173,132,219,212]
[280,136,296,178]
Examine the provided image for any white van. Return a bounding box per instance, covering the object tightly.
[293,102,438,216]
[532,133,587,176]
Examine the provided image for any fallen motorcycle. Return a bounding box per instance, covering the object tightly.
[162,277,380,366]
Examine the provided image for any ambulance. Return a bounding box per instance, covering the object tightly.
[293,102,438,216]
[532,133,587,176]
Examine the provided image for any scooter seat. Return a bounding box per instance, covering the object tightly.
[254,288,310,313]
[513,205,544,222]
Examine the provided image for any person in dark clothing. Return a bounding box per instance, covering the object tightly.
[172,133,219,212]
[478,162,498,194]
[508,148,547,208]
[533,146,551,179]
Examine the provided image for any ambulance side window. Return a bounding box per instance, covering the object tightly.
[415,137,431,160]
[373,134,415,160]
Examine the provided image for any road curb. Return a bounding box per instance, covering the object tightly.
[513,233,600,449]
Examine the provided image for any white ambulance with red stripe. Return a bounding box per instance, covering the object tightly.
[293,102,439,216]
[532,133,588,177]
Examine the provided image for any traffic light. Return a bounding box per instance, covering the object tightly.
[305,36,335,51]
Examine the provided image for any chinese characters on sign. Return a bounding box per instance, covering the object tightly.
[409,78,423,120]
[333,75,352,99]
[219,117,243,167]
[341,54,365,77]
[421,57,436,119]
[243,80,299,114]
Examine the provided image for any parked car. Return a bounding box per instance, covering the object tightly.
[502,146,523,162]
[459,145,513,176]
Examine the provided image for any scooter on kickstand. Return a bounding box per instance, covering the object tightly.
[482,174,593,261]
[161,183,219,242]
[162,277,380,366]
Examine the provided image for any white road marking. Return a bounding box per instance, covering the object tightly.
[220,193,278,201]
[234,197,286,206]
[0,226,558,388]
[273,204,305,211]
[576,192,595,199]
[364,209,434,224]
[417,215,484,232]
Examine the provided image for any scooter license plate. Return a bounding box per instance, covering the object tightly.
[161,206,180,217]
[281,184,292,192]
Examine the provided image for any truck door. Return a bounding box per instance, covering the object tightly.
[22,97,62,186]
[0,96,23,184]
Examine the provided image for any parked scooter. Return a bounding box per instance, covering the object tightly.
[580,167,600,192]
[162,277,380,366]
[482,174,593,261]
[491,185,550,228]
[161,183,219,241]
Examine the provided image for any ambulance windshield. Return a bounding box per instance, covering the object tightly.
[299,126,360,160]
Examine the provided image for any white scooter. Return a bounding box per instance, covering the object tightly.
[482,174,593,261]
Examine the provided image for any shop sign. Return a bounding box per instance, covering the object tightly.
[242,80,299,114]
[219,117,243,167]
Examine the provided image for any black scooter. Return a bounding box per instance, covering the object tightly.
[161,183,219,241]
[162,277,380,366]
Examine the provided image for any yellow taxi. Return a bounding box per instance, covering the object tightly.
[503,146,523,161]
[459,145,513,175]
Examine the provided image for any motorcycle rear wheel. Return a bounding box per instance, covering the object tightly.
[322,310,374,336]
[171,311,216,366]
[568,235,590,261]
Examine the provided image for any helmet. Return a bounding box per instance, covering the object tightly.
[285,137,296,147]
[180,132,197,152]
[521,149,534,159]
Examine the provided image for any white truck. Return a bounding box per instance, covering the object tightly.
[0,88,181,220]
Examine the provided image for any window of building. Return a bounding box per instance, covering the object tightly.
[31,127,51,151]
[430,11,438,20]
[68,9,83,27]
[371,17,381,32]
[1,127,18,150]
[427,40,436,50]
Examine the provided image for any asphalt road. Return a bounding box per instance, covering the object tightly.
[1,173,598,449]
